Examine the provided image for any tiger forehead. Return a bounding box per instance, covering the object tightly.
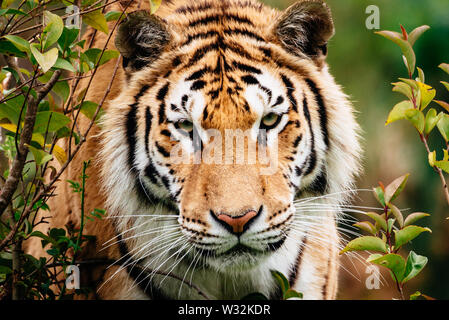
[166,64,286,130]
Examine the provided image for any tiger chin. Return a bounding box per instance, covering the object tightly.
[29,0,362,300]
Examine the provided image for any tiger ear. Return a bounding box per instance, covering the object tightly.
[115,10,171,73]
[274,1,334,59]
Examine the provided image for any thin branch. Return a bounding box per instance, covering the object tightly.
[0,66,62,218]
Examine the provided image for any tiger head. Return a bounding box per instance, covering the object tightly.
[101,0,361,277]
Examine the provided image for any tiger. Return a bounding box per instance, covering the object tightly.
[28,0,362,300]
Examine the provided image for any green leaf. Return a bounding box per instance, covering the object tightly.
[439,63,449,75]
[385,101,414,125]
[97,50,119,65]
[376,30,416,75]
[416,67,425,83]
[26,144,53,165]
[394,225,431,249]
[284,289,303,300]
[353,221,377,235]
[0,265,12,275]
[410,291,422,300]
[388,204,404,228]
[373,186,386,207]
[408,25,430,47]
[34,111,71,134]
[405,109,425,133]
[424,108,441,136]
[105,11,124,22]
[387,218,395,233]
[83,10,109,34]
[53,58,76,72]
[0,101,21,124]
[384,173,409,204]
[340,236,387,255]
[367,253,406,283]
[0,8,27,16]
[271,270,289,294]
[30,46,58,73]
[365,212,387,231]
[0,39,27,57]
[435,160,449,174]
[404,212,430,227]
[398,78,419,90]
[52,80,70,103]
[149,0,162,14]
[417,82,435,111]
[392,82,413,100]
[57,27,79,51]
[4,35,30,53]
[402,251,428,283]
[437,113,449,142]
[42,10,64,50]
[428,150,436,167]
[74,100,102,122]
[84,48,119,66]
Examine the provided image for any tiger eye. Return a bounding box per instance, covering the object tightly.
[178,120,194,132]
[262,113,279,128]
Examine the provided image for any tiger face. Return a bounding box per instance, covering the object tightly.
[101,0,361,298]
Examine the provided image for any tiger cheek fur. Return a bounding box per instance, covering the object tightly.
[32,0,361,300]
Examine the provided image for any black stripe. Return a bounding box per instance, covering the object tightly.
[241,75,259,85]
[172,56,182,67]
[232,61,261,74]
[188,14,220,27]
[158,102,166,125]
[288,235,307,287]
[188,13,255,28]
[182,30,220,46]
[281,74,297,113]
[208,89,220,99]
[181,94,189,107]
[145,161,160,185]
[224,28,264,42]
[135,85,150,101]
[186,67,210,81]
[272,96,284,108]
[156,141,170,158]
[307,167,328,194]
[187,42,219,65]
[156,83,169,101]
[160,129,171,137]
[302,95,317,175]
[293,134,302,148]
[191,80,206,91]
[203,107,209,121]
[226,42,254,60]
[144,107,152,156]
[305,78,329,148]
[126,103,138,171]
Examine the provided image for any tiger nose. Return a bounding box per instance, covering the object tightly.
[213,210,259,235]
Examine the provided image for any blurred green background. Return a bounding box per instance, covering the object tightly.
[262,0,449,299]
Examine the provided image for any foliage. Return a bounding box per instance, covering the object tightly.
[341,174,431,300]
[377,25,449,206]
[241,271,303,300]
[340,25,449,300]
[0,0,124,300]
